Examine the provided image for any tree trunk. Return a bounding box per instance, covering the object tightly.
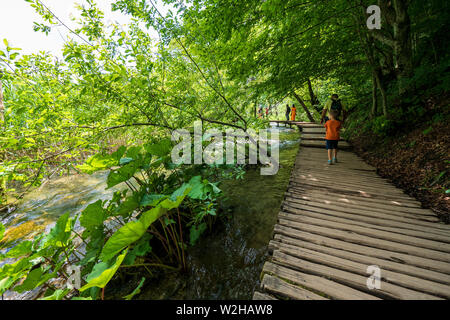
[374,70,388,117]
[307,78,320,107]
[374,0,413,94]
[371,72,378,118]
[393,0,413,93]
[292,91,315,122]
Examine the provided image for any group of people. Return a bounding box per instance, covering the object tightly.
[257,106,271,119]
[260,94,347,164]
[285,104,297,121]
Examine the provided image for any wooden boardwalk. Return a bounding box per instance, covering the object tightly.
[253,123,450,300]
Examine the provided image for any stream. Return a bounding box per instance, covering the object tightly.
[0,124,300,300]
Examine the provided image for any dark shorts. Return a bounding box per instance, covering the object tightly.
[326,140,339,150]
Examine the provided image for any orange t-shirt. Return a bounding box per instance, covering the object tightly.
[324,119,341,140]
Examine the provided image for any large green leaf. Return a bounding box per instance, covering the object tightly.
[79,249,128,291]
[99,221,146,262]
[77,146,126,174]
[145,139,172,157]
[139,206,167,228]
[41,213,72,248]
[0,241,32,259]
[106,161,139,189]
[79,200,105,230]
[14,267,56,293]
[99,202,165,262]
[187,176,207,200]
[140,193,167,207]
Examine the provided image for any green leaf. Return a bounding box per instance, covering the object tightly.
[77,146,126,174]
[39,288,70,300]
[115,193,140,217]
[187,176,207,200]
[41,212,72,248]
[145,139,172,157]
[0,222,5,240]
[170,183,192,201]
[100,221,146,262]
[106,161,139,189]
[80,249,128,291]
[131,233,152,257]
[14,267,56,293]
[123,277,145,300]
[0,241,32,259]
[189,223,207,246]
[119,157,134,165]
[140,194,168,207]
[80,200,105,230]
[139,206,167,228]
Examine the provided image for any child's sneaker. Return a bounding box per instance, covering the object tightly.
[328,160,332,165]
[333,158,338,164]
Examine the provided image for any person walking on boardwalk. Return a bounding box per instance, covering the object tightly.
[257,105,263,119]
[320,94,347,124]
[290,104,297,121]
[285,104,291,121]
[324,109,342,165]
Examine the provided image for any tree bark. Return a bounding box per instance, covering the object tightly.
[292,91,315,122]
[371,71,378,118]
[374,69,388,117]
[307,78,320,107]
[374,0,413,93]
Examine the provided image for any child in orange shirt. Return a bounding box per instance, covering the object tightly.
[324,110,341,165]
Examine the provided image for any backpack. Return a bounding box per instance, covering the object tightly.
[330,99,342,117]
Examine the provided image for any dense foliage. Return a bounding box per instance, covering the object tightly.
[0,0,448,299]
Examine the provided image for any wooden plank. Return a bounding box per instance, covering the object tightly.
[279,210,450,244]
[287,188,430,212]
[300,140,352,149]
[284,195,440,222]
[288,184,422,206]
[252,291,278,300]
[277,219,450,263]
[271,235,450,285]
[272,251,442,300]
[260,274,328,300]
[284,194,437,220]
[271,241,450,298]
[281,203,450,238]
[273,225,450,274]
[263,262,380,300]
[301,134,346,141]
[289,178,413,199]
[292,172,400,187]
[282,201,449,233]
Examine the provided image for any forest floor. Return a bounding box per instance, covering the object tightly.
[350,99,450,223]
